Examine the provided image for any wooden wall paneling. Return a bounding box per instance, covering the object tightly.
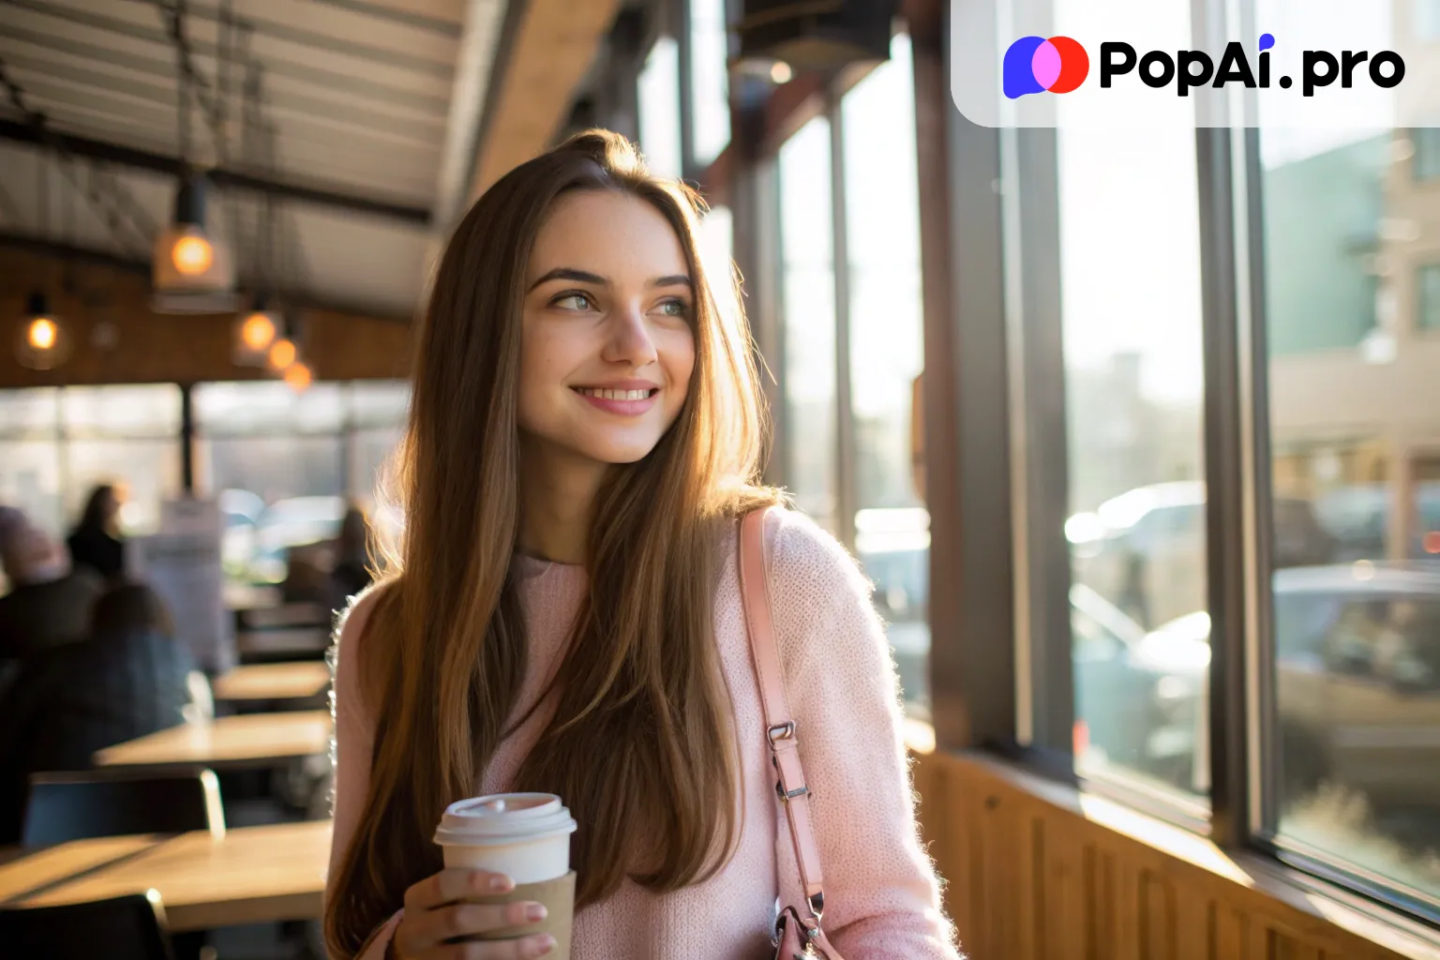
[1214,902,1252,960]
[914,750,1439,960]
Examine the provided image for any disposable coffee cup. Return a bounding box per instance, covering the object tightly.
[434,793,578,958]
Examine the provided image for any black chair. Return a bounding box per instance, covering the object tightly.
[21,769,224,847]
[0,891,174,960]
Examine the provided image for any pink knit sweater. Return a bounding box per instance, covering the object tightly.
[328,509,960,958]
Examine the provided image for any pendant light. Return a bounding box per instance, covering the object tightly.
[152,170,238,313]
[17,149,71,370]
[151,27,236,313]
[16,291,71,370]
[233,293,280,366]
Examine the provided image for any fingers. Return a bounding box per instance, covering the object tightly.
[405,869,514,911]
[435,934,558,959]
[404,900,548,947]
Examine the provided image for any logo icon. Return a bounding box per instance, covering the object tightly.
[1004,36,1090,99]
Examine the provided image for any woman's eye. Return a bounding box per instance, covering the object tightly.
[553,293,594,311]
[657,299,690,319]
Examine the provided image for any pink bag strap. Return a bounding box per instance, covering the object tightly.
[737,508,828,929]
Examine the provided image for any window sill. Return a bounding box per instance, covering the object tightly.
[905,732,1440,960]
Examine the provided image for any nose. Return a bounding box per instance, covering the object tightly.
[601,302,659,368]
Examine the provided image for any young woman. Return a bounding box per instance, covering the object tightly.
[325,131,959,960]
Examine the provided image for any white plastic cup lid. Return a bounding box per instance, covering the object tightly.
[433,793,577,847]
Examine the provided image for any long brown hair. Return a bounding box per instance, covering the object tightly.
[325,130,781,956]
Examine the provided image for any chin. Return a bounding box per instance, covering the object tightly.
[580,438,664,465]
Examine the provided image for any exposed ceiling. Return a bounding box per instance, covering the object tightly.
[0,0,508,318]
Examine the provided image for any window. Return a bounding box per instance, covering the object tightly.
[1049,65,1210,795]
[778,116,838,534]
[1421,264,1440,331]
[0,385,182,539]
[194,381,409,586]
[1257,19,1440,898]
[638,35,682,180]
[841,34,930,715]
[688,0,730,169]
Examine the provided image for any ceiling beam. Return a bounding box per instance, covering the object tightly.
[469,0,624,199]
[0,119,431,224]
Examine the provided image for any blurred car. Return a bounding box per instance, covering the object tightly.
[249,496,348,583]
[1070,482,1336,630]
[1114,564,1440,808]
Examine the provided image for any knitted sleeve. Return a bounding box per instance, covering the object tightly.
[767,509,962,959]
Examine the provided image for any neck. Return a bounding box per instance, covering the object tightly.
[516,438,608,564]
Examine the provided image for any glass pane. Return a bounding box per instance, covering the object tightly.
[638,35,682,180]
[1053,0,1209,799]
[0,388,59,438]
[65,439,182,536]
[0,440,62,535]
[1259,17,1440,895]
[689,0,730,168]
[196,436,345,584]
[778,116,838,533]
[61,385,182,437]
[350,380,411,428]
[194,381,345,435]
[842,34,930,717]
[697,204,737,328]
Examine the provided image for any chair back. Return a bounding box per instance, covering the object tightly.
[22,769,224,847]
[0,891,174,960]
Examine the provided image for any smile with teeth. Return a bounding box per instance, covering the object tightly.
[575,387,657,400]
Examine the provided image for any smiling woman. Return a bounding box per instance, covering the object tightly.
[322,130,958,960]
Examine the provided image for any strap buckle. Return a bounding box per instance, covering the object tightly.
[775,780,810,802]
[768,720,796,743]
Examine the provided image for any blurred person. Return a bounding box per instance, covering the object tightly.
[325,132,957,959]
[0,506,104,659]
[0,582,194,844]
[67,483,126,581]
[327,504,374,614]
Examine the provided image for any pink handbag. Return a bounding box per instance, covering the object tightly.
[737,509,847,960]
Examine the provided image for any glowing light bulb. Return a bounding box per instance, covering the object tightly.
[172,234,214,275]
[770,61,793,84]
[26,317,58,351]
[284,361,312,391]
[268,338,297,370]
[241,312,277,351]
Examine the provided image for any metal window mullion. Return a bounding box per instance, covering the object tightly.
[828,94,857,553]
[1196,121,1252,848]
[1007,124,1075,758]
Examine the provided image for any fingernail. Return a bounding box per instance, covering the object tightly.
[526,902,547,922]
[489,874,514,892]
[533,934,557,955]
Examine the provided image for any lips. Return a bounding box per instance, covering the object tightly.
[571,385,660,416]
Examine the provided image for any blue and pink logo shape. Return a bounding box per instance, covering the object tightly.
[1003,36,1090,99]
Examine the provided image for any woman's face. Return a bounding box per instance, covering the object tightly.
[517,190,696,470]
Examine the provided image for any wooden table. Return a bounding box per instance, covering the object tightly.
[94,711,332,772]
[212,663,332,703]
[236,626,330,661]
[2,821,331,931]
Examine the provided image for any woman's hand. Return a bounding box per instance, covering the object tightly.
[392,868,556,959]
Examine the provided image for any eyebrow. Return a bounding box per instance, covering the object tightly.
[527,267,693,292]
